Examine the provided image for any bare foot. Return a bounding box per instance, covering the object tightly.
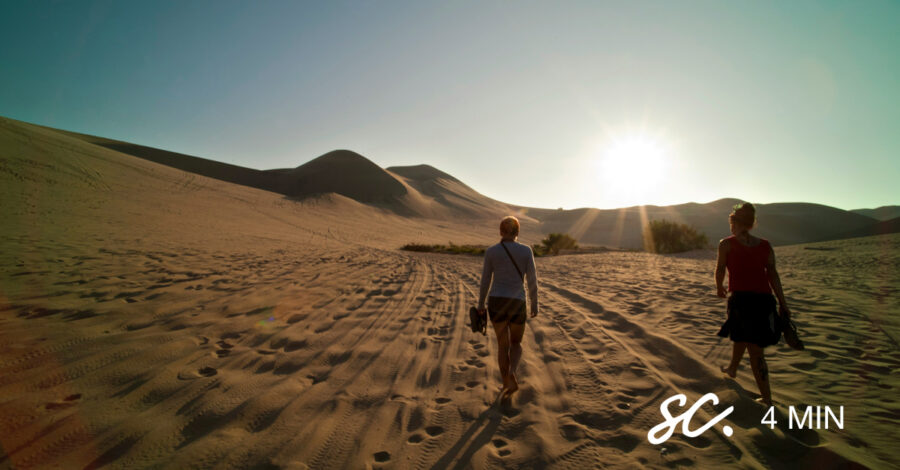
[720,365,736,378]
[503,373,519,396]
[754,397,773,407]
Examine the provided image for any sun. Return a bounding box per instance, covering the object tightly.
[598,134,668,195]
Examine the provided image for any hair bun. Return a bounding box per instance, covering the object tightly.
[731,202,756,226]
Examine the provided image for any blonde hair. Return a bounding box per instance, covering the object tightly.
[500,216,520,238]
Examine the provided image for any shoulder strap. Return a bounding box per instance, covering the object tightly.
[500,241,524,280]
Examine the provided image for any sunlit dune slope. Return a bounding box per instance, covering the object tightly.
[387,164,515,219]
[0,116,501,250]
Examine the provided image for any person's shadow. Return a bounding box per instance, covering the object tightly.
[430,392,507,470]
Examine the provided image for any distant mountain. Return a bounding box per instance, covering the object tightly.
[6,115,897,247]
[851,206,900,221]
[838,216,900,240]
[527,199,880,248]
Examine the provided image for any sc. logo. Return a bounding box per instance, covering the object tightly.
[648,393,734,445]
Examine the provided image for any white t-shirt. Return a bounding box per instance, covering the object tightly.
[478,240,538,307]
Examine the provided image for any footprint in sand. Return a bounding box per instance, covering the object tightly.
[808,349,827,359]
[198,366,217,377]
[435,397,451,404]
[306,374,326,385]
[425,426,444,437]
[407,433,425,443]
[214,349,230,358]
[45,393,82,410]
[373,451,391,463]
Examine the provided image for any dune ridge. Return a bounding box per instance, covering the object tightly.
[18,116,896,248]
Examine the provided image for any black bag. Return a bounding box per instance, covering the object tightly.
[469,306,486,335]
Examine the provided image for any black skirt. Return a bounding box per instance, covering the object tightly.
[488,296,527,324]
[717,291,781,347]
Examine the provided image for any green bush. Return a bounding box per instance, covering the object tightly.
[643,219,709,253]
[540,233,579,255]
[401,243,485,256]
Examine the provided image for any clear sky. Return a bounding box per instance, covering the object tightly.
[2,1,898,210]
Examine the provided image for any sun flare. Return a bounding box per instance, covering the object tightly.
[598,134,668,195]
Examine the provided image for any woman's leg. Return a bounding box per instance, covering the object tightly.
[747,344,772,406]
[722,342,746,378]
[492,320,511,386]
[504,321,526,394]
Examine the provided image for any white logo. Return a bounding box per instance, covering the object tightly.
[648,393,734,445]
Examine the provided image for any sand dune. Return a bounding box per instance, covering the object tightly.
[29,116,895,248]
[2,116,898,468]
[269,150,408,203]
[387,165,515,220]
[39,122,522,221]
[838,216,900,241]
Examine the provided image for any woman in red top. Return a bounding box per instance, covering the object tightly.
[715,203,791,407]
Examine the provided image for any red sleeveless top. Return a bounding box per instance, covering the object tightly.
[726,236,772,294]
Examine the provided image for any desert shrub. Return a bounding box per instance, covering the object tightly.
[401,243,485,256]
[643,219,708,253]
[540,233,579,255]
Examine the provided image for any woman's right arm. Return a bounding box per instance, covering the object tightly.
[766,245,790,318]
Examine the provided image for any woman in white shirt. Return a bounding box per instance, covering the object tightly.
[478,216,539,397]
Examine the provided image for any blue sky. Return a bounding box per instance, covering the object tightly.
[2,1,898,210]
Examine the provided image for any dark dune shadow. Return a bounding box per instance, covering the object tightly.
[96,142,274,191]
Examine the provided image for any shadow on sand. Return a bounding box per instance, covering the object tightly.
[430,391,510,470]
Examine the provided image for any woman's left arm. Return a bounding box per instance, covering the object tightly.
[766,245,791,317]
[526,249,538,317]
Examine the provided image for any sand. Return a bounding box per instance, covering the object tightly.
[2,117,898,468]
